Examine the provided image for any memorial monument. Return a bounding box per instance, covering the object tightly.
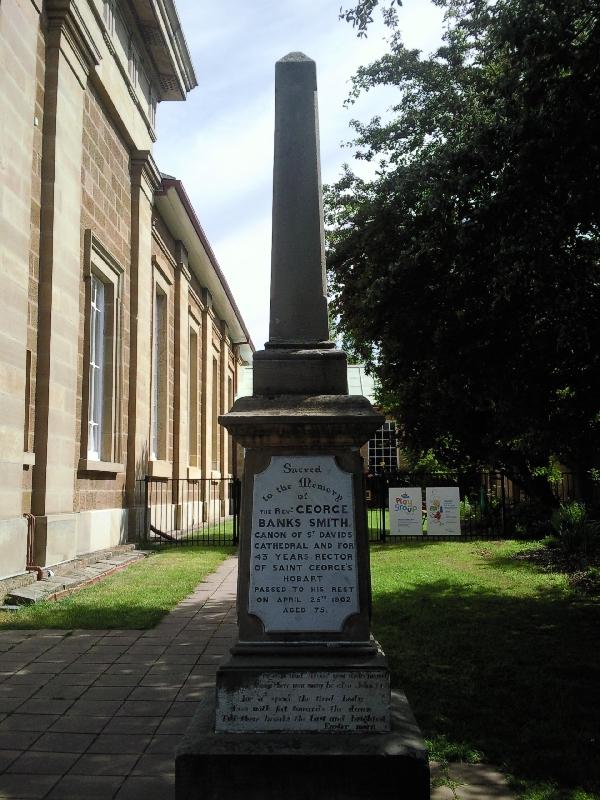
[176,53,430,800]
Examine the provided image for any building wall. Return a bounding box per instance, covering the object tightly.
[149,211,239,482]
[76,83,131,515]
[22,22,47,517]
[0,0,42,578]
[150,213,176,466]
[0,0,244,584]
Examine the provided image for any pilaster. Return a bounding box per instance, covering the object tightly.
[173,242,191,481]
[33,0,96,528]
[199,291,213,481]
[126,151,161,526]
[0,0,42,574]
[219,322,229,479]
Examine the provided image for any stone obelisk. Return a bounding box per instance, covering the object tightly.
[175,53,430,800]
[253,52,348,395]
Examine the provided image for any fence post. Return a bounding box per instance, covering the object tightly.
[233,478,241,546]
[380,474,386,543]
[500,471,507,537]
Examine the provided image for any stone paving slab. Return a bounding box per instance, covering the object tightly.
[431,762,516,799]
[0,556,516,799]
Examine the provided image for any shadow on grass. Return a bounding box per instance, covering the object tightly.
[1,602,182,630]
[372,570,600,796]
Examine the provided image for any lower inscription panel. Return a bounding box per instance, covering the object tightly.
[215,669,390,733]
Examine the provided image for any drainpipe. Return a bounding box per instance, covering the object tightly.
[23,513,44,580]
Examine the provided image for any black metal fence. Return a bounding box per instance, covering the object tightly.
[137,477,240,546]
[136,471,586,546]
[366,470,581,542]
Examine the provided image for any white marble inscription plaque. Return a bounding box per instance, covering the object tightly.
[216,670,390,733]
[250,455,357,632]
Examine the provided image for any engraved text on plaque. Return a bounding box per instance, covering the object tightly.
[249,456,357,632]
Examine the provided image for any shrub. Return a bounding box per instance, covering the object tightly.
[508,501,554,539]
[550,502,600,558]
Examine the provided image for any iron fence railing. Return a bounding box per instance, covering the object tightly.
[137,477,240,546]
[137,471,590,546]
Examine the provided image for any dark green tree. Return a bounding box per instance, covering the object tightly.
[326,0,600,502]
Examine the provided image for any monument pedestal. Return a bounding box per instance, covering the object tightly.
[176,691,429,800]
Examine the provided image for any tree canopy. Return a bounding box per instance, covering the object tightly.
[326,0,600,500]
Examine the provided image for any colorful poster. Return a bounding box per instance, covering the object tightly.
[388,488,423,536]
[425,487,461,535]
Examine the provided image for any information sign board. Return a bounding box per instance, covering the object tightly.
[425,486,461,535]
[388,488,423,536]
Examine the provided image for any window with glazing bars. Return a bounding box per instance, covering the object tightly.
[151,288,166,460]
[88,275,105,460]
[368,421,398,473]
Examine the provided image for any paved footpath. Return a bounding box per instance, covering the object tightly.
[1,556,514,800]
[0,558,238,800]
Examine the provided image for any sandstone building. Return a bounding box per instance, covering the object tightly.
[0,0,253,583]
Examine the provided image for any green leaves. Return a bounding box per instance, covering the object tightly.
[327,0,600,498]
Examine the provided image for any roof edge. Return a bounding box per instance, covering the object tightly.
[158,0,198,93]
[158,176,255,352]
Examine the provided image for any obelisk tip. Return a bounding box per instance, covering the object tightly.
[277,52,314,63]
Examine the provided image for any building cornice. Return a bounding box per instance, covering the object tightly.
[131,150,162,202]
[128,0,197,100]
[46,0,102,87]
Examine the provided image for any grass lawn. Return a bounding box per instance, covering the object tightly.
[0,545,234,630]
[156,518,236,545]
[370,540,600,800]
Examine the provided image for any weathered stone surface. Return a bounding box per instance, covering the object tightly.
[215,650,391,733]
[176,690,430,800]
[268,54,329,349]
[430,763,516,799]
[251,53,349,395]
[221,394,384,449]
[253,348,348,395]
[0,518,28,581]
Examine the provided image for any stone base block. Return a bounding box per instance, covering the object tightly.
[33,514,78,567]
[76,508,128,555]
[253,348,348,395]
[0,516,28,580]
[176,691,430,800]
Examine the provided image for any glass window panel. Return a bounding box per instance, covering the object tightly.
[151,289,165,460]
[88,275,105,460]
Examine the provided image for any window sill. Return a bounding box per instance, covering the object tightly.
[210,470,222,481]
[23,452,36,467]
[187,467,203,479]
[147,460,172,478]
[79,459,125,475]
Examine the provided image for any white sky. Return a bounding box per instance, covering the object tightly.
[154,0,444,350]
